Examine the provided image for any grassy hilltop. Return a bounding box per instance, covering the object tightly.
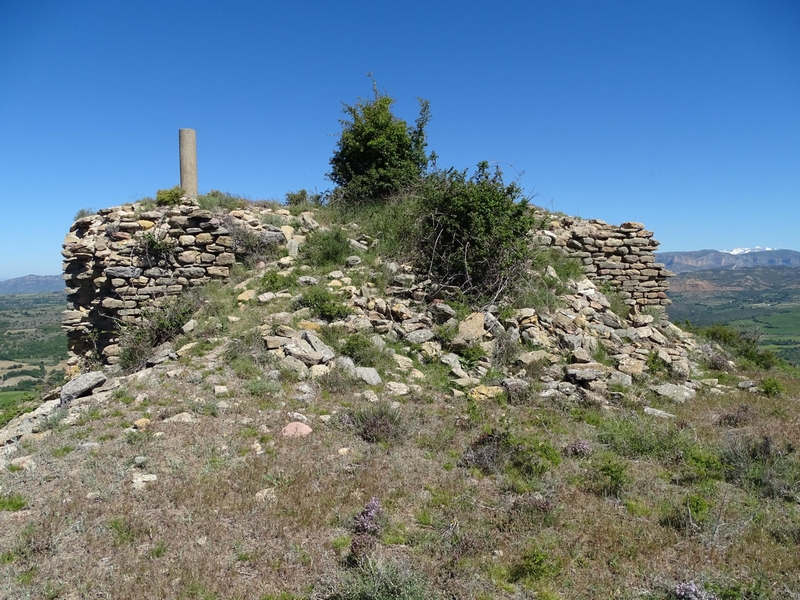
[1,87,800,599]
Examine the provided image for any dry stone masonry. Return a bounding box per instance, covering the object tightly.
[61,199,307,364]
[62,201,674,366]
[538,215,675,309]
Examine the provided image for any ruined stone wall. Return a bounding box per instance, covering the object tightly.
[61,200,292,364]
[62,201,674,365]
[540,216,675,309]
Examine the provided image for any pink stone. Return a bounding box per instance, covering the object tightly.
[280,422,313,438]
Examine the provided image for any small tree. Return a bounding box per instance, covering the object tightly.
[328,79,430,205]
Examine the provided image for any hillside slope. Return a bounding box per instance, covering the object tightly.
[1,206,799,600]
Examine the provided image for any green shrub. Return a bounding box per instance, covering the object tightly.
[492,328,522,368]
[285,189,322,207]
[40,407,69,431]
[695,324,778,370]
[324,558,436,600]
[761,377,784,397]
[246,378,281,398]
[341,333,384,368]
[223,331,273,373]
[659,492,713,534]
[140,231,175,261]
[508,544,558,583]
[51,445,74,458]
[302,228,352,267]
[416,162,535,300]
[603,285,631,320]
[328,197,420,260]
[461,428,560,487]
[224,219,282,267]
[721,435,800,500]
[197,190,249,211]
[118,292,201,372]
[645,351,671,377]
[684,446,724,482]
[505,436,562,489]
[294,286,352,321]
[510,247,582,313]
[597,416,692,463]
[348,402,405,444]
[228,355,262,380]
[258,270,297,293]
[147,541,168,559]
[318,368,362,396]
[328,79,430,205]
[73,208,95,220]
[589,452,630,497]
[155,186,185,206]
[108,517,141,545]
[458,343,486,368]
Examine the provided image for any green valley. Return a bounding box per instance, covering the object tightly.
[0,292,67,393]
[667,265,800,364]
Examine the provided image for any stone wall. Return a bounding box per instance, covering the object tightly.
[61,200,294,364]
[539,216,675,309]
[62,202,674,365]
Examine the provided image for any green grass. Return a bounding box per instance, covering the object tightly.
[0,493,27,511]
[0,389,27,404]
[0,389,37,428]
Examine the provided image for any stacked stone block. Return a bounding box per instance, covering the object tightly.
[541,216,675,309]
[61,201,288,364]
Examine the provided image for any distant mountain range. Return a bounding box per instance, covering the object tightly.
[0,275,64,295]
[655,249,800,274]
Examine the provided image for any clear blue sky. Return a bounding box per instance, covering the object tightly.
[1,0,798,279]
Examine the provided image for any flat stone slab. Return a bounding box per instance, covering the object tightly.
[164,412,196,423]
[468,385,504,401]
[60,371,107,405]
[644,406,676,419]
[355,367,382,386]
[650,383,696,403]
[517,350,550,365]
[301,330,336,363]
[565,363,608,383]
[405,328,435,344]
[440,353,462,370]
[452,312,485,349]
[385,382,410,396]
[284,339,324,366]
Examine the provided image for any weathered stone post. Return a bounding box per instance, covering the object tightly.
[179,128,198,198]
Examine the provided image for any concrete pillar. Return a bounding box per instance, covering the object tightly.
[179,128,198,198]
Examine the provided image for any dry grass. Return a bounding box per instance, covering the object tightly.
[3,299,800,598]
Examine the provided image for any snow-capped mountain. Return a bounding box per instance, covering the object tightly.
[721,246,779,255]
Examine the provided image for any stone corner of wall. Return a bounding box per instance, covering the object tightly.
[61,200,298,365]
[535,213,673,310]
